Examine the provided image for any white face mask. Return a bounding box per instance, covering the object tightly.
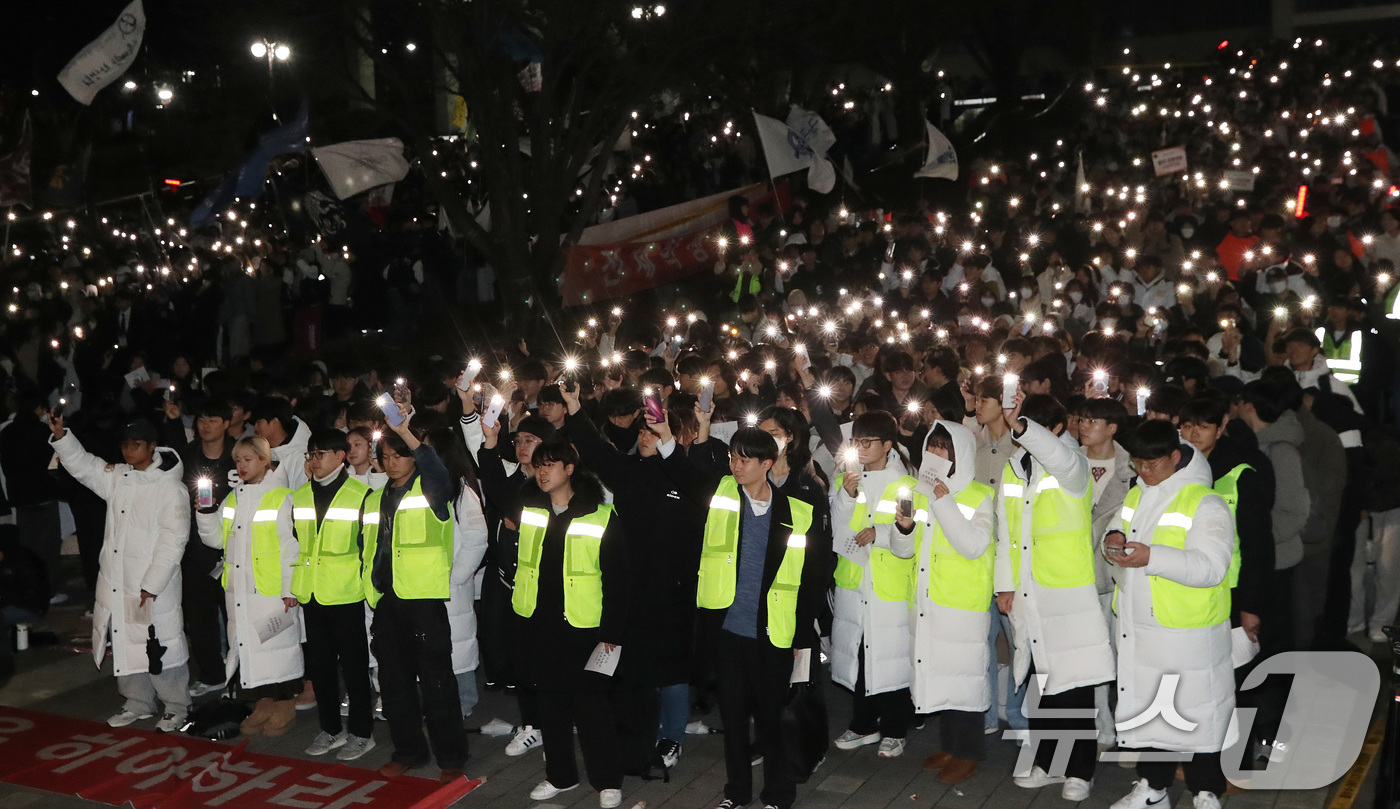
[1269,281,1287,294]
[1328,215,1343,228]
[773,434,788,455]
[980,296,996,308]
[1180,226,1195,239]
[1021,287,1037,300]
[1069,291,1084,304]
[1100,317,1118,329]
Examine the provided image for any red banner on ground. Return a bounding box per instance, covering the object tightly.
[0,706,481,809]
[560,182,788,307]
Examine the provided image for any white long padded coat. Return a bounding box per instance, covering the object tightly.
[829,449,916,695]
[1111,446,1238,753]
[909,421,996,714]
[197,465,304,689]
[51,431,190,677]
[994,418,1115,695]
[447,483,489,675]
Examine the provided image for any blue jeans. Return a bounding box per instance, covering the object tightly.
[657,682,688,743]
[457,670,479,719]
[986,602,1027,731]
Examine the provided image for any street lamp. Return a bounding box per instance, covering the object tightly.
[250,39,291,121]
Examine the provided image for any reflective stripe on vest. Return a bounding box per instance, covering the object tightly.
[1316,327,1363,385]
[835,474,918,602]
[221,487,293,597]
[1213,464,1250,590]
[290,477,370,605]
[512,504,613,629]
[360,478,454,608]
[696,476,814,647]
[912,482,994,611]
[1119,484,1229,628]
[1001,461,1096,589]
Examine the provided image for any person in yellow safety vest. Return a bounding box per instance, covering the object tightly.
[1316,298,1365,386]
[1178,395,1274,652]
[906,422,997,787]
[1281,328,1362,413]
[291,430,376,762]
[1102,421,1237,809]
[994,393,1114,802]
[829,412,918,761]
[361,404,467,785]
[689,427,829,809]
[509,439,629,809]
[194,436,302,739]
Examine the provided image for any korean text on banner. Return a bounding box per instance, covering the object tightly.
[1152,146,1188,177]
[57,0,146,106]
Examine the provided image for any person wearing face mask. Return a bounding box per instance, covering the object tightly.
[1036,255,1074,305]
[1016,281,1043,317]
[829,411,917,759]
[560,385,707,776]
[1063,279,1097,339]
[1253,266,1303,339]
[906,422,996,784]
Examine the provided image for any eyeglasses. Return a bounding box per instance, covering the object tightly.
[304,450,334,461]
[513,435,541,446]
[852,437,882,449]
[1129,456,1171,474]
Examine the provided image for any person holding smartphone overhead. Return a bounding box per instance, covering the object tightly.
[829,411,918,759]
[906,421,997,784]
[195,435,303,738]
[995,392,1115,802]
[48,414,192,732]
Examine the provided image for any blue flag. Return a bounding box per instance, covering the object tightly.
[191,103,309,228]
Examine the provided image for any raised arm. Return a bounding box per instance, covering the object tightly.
[47,419,116,500]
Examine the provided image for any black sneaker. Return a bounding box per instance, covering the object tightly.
[715,801,741,809]
[657,738,682,769]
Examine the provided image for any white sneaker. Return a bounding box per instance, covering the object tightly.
[49,593,69,606]
[107,710,153,728]
[336,735,376,761]
[529,780,577,800]
[155,713,185,733]
[1012,765,1066,789]
[1062,777,1092,802]
[876,737,905,758]
[685,720,713,735]
[1370,627,1389,643]
[1193,792,1222,809]
[833,729,881,750]
[305,730,349,756]
[507,725,543,756]
[1110,778,1169,809]
[599,788,622,809]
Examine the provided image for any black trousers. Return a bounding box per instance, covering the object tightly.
[370,595,466,768]
[717,630,796,809]
[16,502,62,595]
[182,542,226,686]
[538,683,623,790]
[477,570,515,686]
[1028,663,1099,781]
[303,600,373,738]
[1139,750,1227,795]
[610,679,660,776]
[939,710,986,761]
[847,642,913,739]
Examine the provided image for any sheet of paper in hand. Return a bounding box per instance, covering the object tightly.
[256,612,296,644]
[584,642,621,676]
[790,648,812,684]
[125,596,152,624]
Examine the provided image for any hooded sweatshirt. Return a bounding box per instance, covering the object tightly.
[1252,410,1310,570]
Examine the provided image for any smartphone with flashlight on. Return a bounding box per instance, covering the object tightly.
[644,389,665,424]
[699,379,714,413]
[481,394,506,429]
[392,377,411,406]
[897,487,913,521]
[377,394,406,427]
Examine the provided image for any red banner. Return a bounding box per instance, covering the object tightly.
[561,182,788,307]
[0,706,480,809]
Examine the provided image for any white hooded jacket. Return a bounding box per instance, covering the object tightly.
[197,464,304,689]
[51,432,190,677]
[994,418,1115,695]
[829,447,915,695]
[1111,444,1238,753]
[909,421,996,713]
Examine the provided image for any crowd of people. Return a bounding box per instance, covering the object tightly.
[3,30,1400,809]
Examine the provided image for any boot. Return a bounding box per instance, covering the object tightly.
[240,699,275,736]
[295,680,317,711]
[262,699,298,738]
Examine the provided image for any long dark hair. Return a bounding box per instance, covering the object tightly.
[426,428,479,505]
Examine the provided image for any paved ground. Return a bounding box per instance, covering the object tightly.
[0,590,1389,809]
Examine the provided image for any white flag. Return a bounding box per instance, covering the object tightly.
[1075,151,1091,214]
[753,110,837,193]
[312,138,412,200]
[786,106,837,159]
[57,0,146,106]
[915,121,958,180]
